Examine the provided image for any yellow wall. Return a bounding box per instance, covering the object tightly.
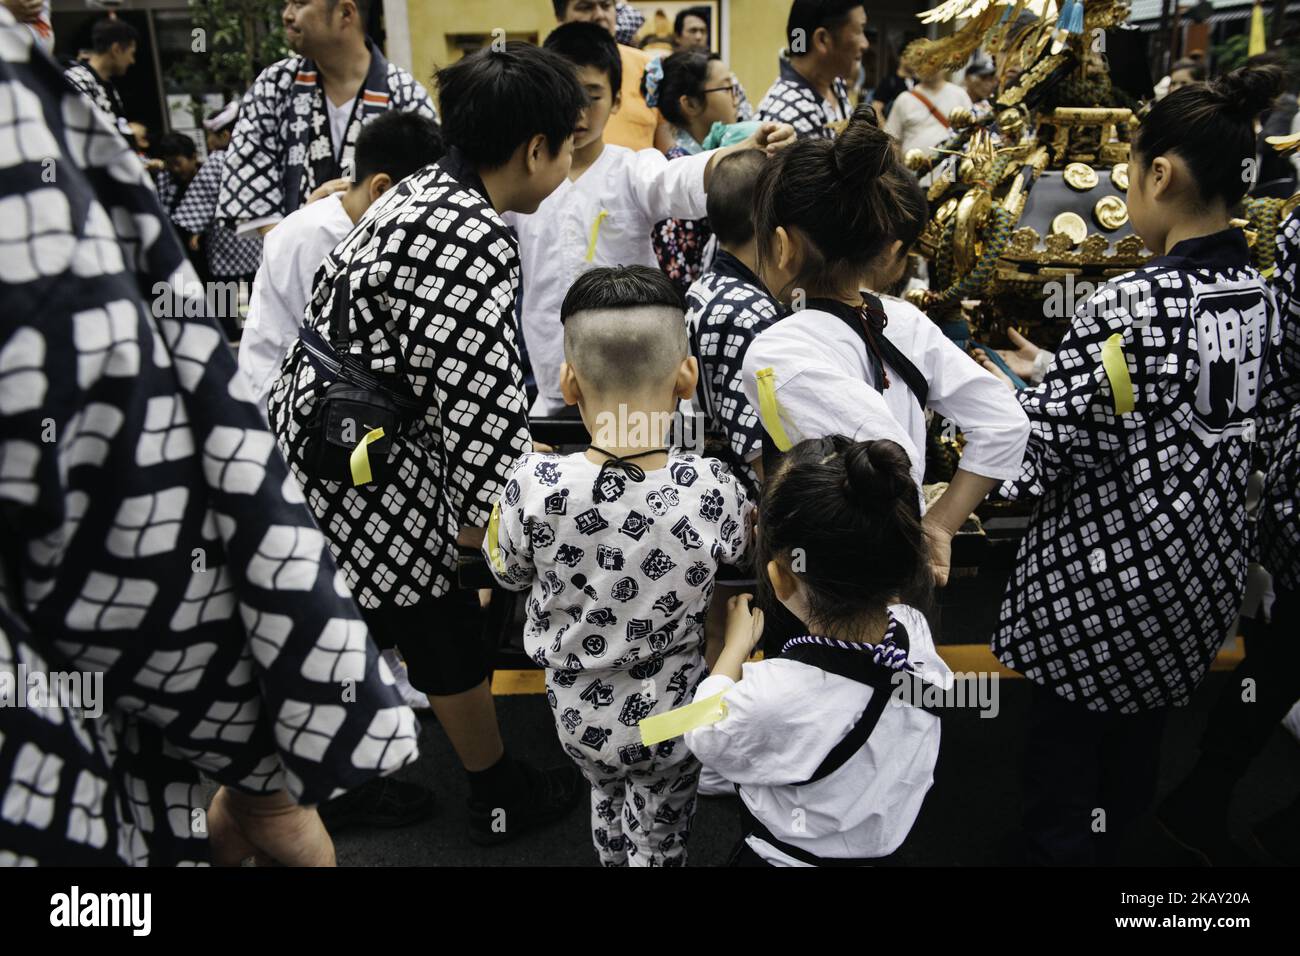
[403,0,788,109]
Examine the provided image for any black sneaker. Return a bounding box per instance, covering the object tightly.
[467,762,585,846]
[319,778,437,832]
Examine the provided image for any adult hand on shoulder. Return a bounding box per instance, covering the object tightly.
[3,0,44,23]
[207,786,336,867]
[306,177,350,204]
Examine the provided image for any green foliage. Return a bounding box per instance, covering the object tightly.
[171,0,288,121]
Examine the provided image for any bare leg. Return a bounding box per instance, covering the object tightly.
[428,680,505,772]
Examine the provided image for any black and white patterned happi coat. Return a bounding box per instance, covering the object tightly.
[994,229,1277,714]
[0,14,418,866]
[684,250,782,480]
[62,59,129,138]
[1259,210,1300,594]
[756,58,851,140]
[268,148,532,610]
[216,43,436,229]
[172,149,263,279]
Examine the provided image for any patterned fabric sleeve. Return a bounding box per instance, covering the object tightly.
[715,461,755,567]
[485,453,538,591]
[1000,276,1192,500]
[0,21,418,867]
[171,154,220,235]
[390,63,438,122]
[1260,211,1300,588]
[216,65,288,227]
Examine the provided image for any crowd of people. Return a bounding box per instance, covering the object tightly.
[0,0,1297,869]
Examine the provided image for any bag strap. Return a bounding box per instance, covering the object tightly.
[908,88,951,129]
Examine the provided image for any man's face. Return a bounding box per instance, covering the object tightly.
[283,0,337,55]
[825,6,869,82]
[561,0,617,37]
[677,15,709,51]
[108,41,136,77]
[966,72,995,101]
[573,63,616,150]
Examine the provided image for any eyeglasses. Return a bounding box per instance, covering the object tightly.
[699,79,741,101]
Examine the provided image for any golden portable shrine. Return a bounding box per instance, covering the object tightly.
[899,0,1300,353]
[885,0,1298,626]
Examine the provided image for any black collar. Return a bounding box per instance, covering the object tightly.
[438,146,491,207]
[1147,227,1252,272]
[710,250,768,292]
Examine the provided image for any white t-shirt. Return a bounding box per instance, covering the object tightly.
[238,192,354,411]
[505,145,712,416]
[685,604,952,864]
[327,96,355,162]
[740,296,1031,501]
[884,82,973,158]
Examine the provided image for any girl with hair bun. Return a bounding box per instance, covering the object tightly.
[685,437,953,866]
[977,65,1285,865]
[740,104,1031,585]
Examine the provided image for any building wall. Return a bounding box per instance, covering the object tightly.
[404,0,800,108]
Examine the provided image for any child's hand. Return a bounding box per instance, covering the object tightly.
[922,515,954,587]
[307,177,350,204]
[747,122,796,155]
[724,593,764,654]
[970,347,1016,390]
[995,328,1041,380]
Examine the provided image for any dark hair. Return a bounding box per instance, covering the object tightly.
[1168,58,1206,81]
[560,264,683,323]
[1134,64,1283,206]
[643,50,716,126]
[325,0,371,20]
[354,111,445,184]
[754,104,915,296]
[674,6,711,38]
[786,0,864,54]
[435,41,587,170]
[91,17,139,54]
[706,149,767,247]
[156,131,196,160]
[759,436,930,631]
[894,168,929,253]
[545,21,623,97]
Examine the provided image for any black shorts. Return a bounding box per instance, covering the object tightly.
[358,590,491,697]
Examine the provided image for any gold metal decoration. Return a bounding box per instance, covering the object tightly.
[954,189,992,273]
[1093,195,1129,231]
[1110,162,1129,191]
[1063,162,1099,190]
[1051,212,1088,245]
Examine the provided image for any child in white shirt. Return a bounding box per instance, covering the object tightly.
[238,110,444,410]
[485,265,753,866]
[511,22,791,416]
[686,436,951,866]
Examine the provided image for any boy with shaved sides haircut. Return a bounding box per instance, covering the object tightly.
[484,266,754,866]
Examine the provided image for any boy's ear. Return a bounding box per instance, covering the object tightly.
[559,360,583,407]
[526,132,549,172]
[674,354,699,401]
[766,558,798,603]
[366,172,393,203]
[610,87,622,115]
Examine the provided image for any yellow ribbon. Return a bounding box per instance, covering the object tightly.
[349,426,385,486]
[585,209,610,263]
[755,367,793,451]
[639,692,728,746]
[487,501,506,574]
[1100,333,1135,415]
